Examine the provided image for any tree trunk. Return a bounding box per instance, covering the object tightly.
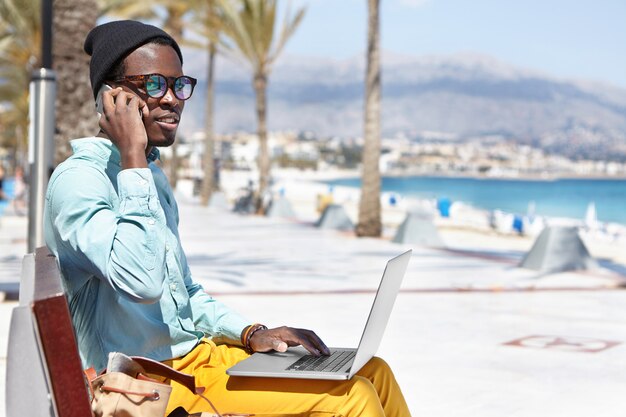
[52,0,99,166]
[164,7,186,190]
[253,72,270,214]
[356,0,382,237]
[200,44,217,206]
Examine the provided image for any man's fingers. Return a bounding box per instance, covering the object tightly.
[293,329,330,356]
[106,87,123,103]
[291,336,321,356]
[139,100,149,119]
[249,327,330,356]
[127,95,147,117]
[100,87,121,116]
[281,328,329,356]
[272,340,288,352]
[106,89,146,118]
[306,331,331,355]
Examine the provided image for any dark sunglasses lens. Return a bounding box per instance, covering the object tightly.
[146,75,167,98]
[174,77,194,100]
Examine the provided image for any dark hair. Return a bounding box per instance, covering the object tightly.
[105,37,180,81]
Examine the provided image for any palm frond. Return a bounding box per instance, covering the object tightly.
[98,0,156,20]
[216,0,305,75]
[0,0,41,149]
[268,2,305,67]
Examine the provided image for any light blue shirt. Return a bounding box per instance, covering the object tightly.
[44,137,250,372]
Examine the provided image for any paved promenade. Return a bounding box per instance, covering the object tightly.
[1,192,626,416]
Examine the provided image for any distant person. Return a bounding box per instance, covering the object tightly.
[317,185,334,213]
[0,165,6,201]
[512,215,524,235]
[233,179,255,214]
[12,166,27,215]
[44,20,410,417]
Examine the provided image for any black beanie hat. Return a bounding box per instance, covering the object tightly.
[84,20,183,99]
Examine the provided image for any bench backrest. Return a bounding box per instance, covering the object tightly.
[6,247,92,417]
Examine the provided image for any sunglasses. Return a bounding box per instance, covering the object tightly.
[111,73,197,101]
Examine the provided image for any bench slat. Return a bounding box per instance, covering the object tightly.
[31,248,92,417]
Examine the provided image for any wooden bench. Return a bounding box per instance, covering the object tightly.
[6,247,92,417]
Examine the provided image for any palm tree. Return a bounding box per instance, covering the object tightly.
[0,0,41,165]
[161,5,190,190]
[356,0,382,237]
[217,0,305,213]
[190,0,223,206]
[53,0,99,165]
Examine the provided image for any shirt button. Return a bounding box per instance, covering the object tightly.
[148,219,155,225]
[170,283,176,291]
[165,245,170,252]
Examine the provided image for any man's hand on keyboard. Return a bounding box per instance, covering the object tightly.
[249,326,331,357]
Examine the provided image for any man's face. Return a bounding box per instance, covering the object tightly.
[114,43,186,148]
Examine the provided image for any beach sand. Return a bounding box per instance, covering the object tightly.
[1,170,625,417]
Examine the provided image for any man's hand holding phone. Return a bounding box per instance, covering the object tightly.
[97,85,150,169]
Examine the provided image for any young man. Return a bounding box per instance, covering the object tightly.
[44,20,410,416]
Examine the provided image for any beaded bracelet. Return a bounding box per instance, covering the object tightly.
[244,324,268,354]
[240,324,256,346]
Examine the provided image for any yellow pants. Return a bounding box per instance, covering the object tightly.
[166,340,411,417]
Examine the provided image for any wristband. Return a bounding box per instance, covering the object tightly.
[240,324,255,346]
[244,324,268,354]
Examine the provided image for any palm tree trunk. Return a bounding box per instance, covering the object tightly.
[200,43,217,206]
[356,0,382,237]
[52,0,99,166]
[253,72,270,213]
[165,7,185,190]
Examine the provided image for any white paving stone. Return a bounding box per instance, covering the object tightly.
[1,198,625,417]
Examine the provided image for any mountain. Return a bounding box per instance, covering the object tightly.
[179,50,626,161]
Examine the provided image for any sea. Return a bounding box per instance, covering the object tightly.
[324,176,626,226]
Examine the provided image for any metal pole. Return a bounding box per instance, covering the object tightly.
[27,69,56,252]
[41,0,53,69]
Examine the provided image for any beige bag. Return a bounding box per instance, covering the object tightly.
[87,353,214,417]
[91,370,172,417]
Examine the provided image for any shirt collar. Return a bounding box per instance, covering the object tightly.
[147,146,161,162]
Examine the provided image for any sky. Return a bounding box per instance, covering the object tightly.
[276,0,626,89]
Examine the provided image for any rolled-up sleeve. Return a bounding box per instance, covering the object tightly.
[46,166,168,303]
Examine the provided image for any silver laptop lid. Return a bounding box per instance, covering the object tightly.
[349,249,412,378]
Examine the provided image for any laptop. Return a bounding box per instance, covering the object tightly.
[226,249,412,380]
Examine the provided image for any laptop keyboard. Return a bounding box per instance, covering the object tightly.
[286,350,356,373]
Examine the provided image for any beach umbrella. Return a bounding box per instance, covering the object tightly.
[437,198,451,218]
[585,202,598,229]
[393,211,445,248]
[316,204,354,231]
[512,215,524,235]
[520,226,597,273]
[208,191,230,210]
[266,197,296,219]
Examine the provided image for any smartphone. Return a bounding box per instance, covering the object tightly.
[95,84,112,115]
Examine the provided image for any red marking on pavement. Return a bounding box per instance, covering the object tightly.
[503,335,621,353]
[209,286,619,297]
